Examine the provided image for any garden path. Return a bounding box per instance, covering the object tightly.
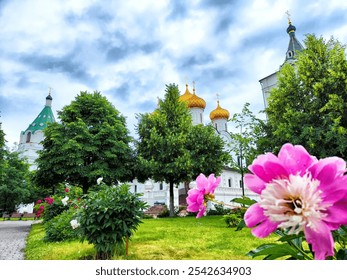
[0,220,35,260]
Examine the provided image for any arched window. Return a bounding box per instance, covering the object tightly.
[159,182,164,190]
[134,185,137,193]
[26,132,31,143]
[200,113,203,123]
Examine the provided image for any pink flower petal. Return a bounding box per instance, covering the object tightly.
[324,195,347,225]
[251,219,278,238]
[206,174,221,194]
[251,161,288,183]
[278,143,316,175]
[244,203,267,228]
[304,222,334,260]
[244,174,266,194]
[196,173,208,191]
[196,205,206,218]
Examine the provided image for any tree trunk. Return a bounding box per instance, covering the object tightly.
[184,181,190,194]
[169,181,175,217]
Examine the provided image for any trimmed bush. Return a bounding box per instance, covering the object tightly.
[78,184,147,259]
[44,208,79,242]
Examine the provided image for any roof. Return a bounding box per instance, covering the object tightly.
[283,21,304,64]
[22,105,56,134]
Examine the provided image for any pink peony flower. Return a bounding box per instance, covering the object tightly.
[44,197,54,205]
[186,173,221,218]
[36,199,42,204]
[244,143,347,260]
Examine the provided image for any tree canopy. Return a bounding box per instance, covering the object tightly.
[0,150,32,214]
[136,84,229,216]
[34,91,135,194]
[265,34,347,158]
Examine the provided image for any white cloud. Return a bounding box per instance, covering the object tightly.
[1,0,347,147]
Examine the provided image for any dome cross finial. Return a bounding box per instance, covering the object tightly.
[285,10,291,24]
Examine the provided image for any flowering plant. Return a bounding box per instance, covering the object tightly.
[186,143,347,260]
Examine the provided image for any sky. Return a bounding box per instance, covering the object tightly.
[1,0,347,146]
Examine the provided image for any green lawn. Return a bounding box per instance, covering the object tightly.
[25,216,278,260]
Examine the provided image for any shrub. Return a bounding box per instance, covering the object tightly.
[44,208,80,242]
[223,207,247,228]
[207,203,231,216]
[78,184,147,259]
[43,200,67,223]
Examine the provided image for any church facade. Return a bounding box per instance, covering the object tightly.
[18,92,56,171]
[259,18,304,108]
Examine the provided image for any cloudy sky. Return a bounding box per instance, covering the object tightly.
[1,0,347,146]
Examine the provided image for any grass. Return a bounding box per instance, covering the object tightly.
[25,216,278,260]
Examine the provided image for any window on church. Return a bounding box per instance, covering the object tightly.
[26,132,31,143]
[159,182,163,190]
[225,123,227,131]
[134,185,137,193]
[200,113,202,123]
[228,178,232,188]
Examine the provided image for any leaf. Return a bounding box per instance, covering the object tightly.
[247,243,305,260]
[231,196,257,206]
[336,249,347,260]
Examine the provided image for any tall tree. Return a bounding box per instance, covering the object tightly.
[0,151,32,214]
[34,91,135,194]
[228,103,266,194]
[187,124,230,181]
[136,84,230,216]
[136,84,192,216]
[265,34,347,158]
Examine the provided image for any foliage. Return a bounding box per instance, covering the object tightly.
[265,34,347,158]
[207,204,231,216]
[34,91,135,194]
[34,183,82,221]
[223,208,246,228]
[44,208,80,242]
[78,184,147,259]
[187,124,230,179]
[136,84,229,216]
[0,150,32,214]
[136,84,193,217]
[229,103,266,172]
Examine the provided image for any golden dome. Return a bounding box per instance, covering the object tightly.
[186,88,206,109]
[178,84,193,102]
[210,101,230,120]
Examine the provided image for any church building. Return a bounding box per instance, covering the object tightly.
[259,17,304,108]
[18,91,56,171]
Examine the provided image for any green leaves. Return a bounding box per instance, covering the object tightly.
[78,184,147,259]
[265,34,347,158]
[35,91,135,194]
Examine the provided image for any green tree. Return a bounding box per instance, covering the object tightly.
[136,84,230,216]
[228,103,266,194]
[266,34,347,158]
[136,84,192,216]
[0,151,32,214]
[34,91,135,194]
[187,124,230,181]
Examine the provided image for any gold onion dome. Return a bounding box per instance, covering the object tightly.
[178,84,193,102]
[186,88,206,109]
[210,101,230,120]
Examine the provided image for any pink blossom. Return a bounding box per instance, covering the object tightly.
[186,173,221,218]
[244,143,347,260]
[44,197,54,205]
[36,199,42,204]
[64,188,69,193]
